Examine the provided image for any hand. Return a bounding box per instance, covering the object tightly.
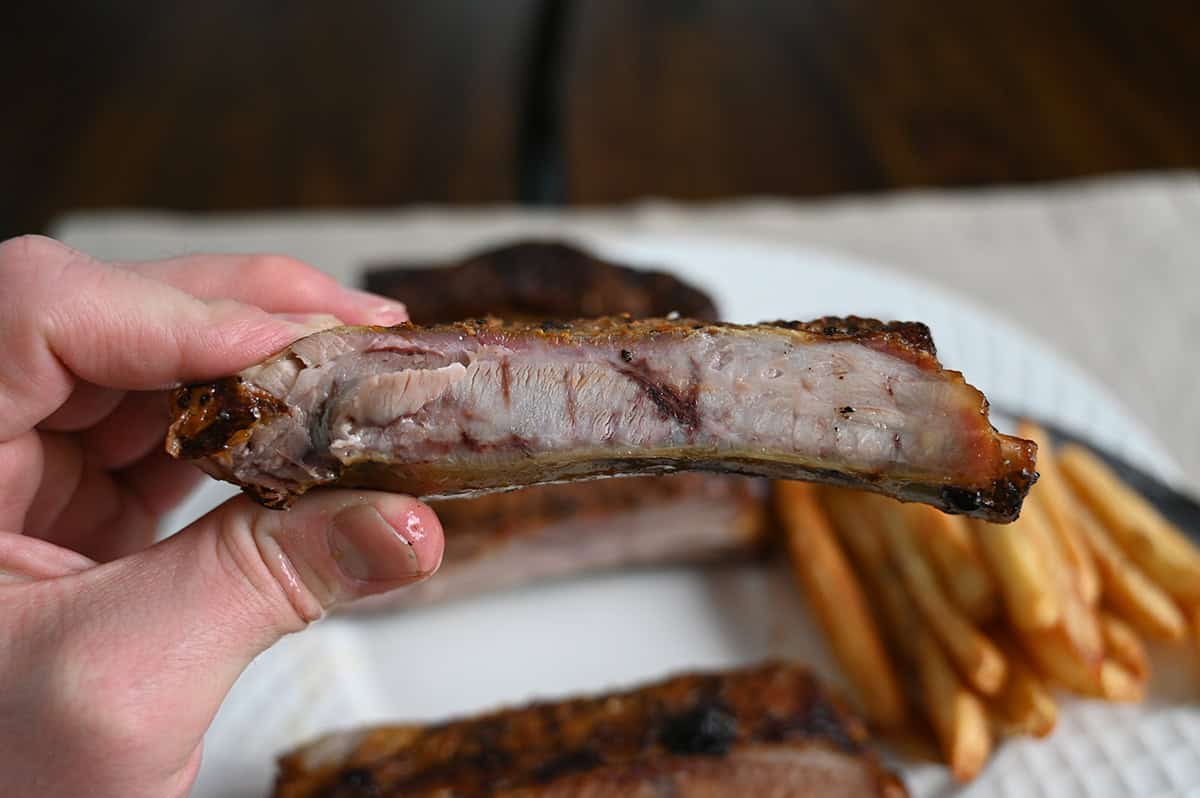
[0,236,445,798]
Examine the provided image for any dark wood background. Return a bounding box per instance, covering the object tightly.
[4,0,1199,240]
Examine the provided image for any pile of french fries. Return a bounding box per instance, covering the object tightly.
[775,421,1200,782]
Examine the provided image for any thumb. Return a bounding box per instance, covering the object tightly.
[60,490,443,721]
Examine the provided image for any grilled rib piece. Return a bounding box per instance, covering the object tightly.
[351,473,767,611]
[272,662,909,798]
[363,241,719,324]
[349,241,768,611]
[166,315,1036,521]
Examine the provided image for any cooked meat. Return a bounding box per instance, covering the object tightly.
[363,241,719,324]
[166,315,1036,521]
[350,474,768,611]
[272,662,909,798]
[353,241,766,610]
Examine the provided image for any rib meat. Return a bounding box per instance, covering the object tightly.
[166,315,1036,521]
[363,241,719,324]
[348,241,767,610]
[272,662,909,798]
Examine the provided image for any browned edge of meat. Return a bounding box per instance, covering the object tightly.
[165,315,1037,522]
[272,661,909,798]
[363,240,720,324]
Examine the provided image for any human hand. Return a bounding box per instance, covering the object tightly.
[0,236,445,798]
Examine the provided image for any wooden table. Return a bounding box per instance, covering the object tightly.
[5,0,1198,239]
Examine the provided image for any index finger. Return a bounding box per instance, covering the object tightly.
[118,252,407,326]
[0,236,309,440]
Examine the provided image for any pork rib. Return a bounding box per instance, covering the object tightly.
[272,662,908,798]
[351,241,770,610]
[363,241,720,324]
[166,315,1036,521]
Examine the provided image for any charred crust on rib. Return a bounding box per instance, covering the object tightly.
[165,378,285,461]
[769,316,936,356]
[659,701,739,756]
[271,662,902,798]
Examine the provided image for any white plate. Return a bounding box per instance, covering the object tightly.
[140,232,1197,798]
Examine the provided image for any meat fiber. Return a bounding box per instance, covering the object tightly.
[272,662,909,798]
[166,316,1036,522]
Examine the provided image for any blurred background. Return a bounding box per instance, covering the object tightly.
[7,0,1200,232]
[4,0,1199,478]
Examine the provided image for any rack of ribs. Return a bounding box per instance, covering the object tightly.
[272,662,909,798]
[363,240,719,324]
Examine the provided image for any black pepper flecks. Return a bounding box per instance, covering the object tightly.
[659,702,739,756]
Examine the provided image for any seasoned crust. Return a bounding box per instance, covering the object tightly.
[364,241,720,324]
[165,377,286,461]
[272,662,908,798]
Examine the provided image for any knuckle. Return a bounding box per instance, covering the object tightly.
[0,234,72,271]
[241,253,328,289]
[215,505,321,634]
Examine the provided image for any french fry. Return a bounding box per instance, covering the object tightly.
[915,630,993,782]
[988,634,1058,738]
[902,502,998,623]
[1059,443,1200,604]
[774,482,908,729]
[1099,659,1146,702]
[1017,422,1101,605]
[1077,507,1186,641]
[1024,500,1106,690]
[972,511,1060,631]
[880,511,1007,695]
[822,488,995,778]
[820,487,891,572]
[1020,623,1103,695]
[1099,611,1150,681]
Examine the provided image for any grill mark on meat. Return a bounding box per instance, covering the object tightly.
[271,662,907,798]
[457,429,532,457]
[659,701,739,756]
[617,357,701,432]
[500,356,512,406]
[167,315,1037,522]
[563,365,577,426]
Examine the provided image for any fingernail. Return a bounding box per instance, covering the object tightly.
[329,504,423,583]
[341,288,408,325]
